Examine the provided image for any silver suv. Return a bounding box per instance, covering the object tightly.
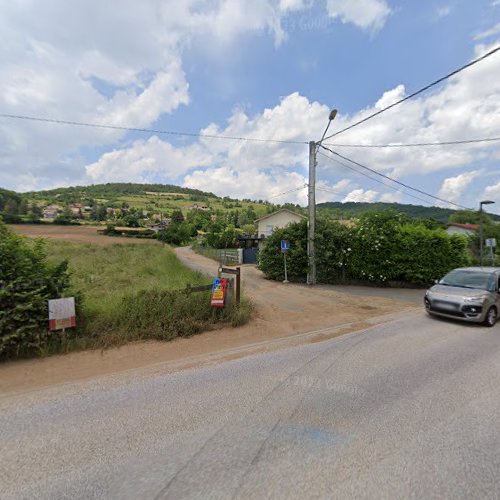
[425,267,500,327]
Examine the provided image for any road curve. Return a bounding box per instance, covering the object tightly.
[1,312,499,499]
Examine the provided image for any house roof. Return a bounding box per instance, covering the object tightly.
[255,208,306,223]
[447,223,479,231]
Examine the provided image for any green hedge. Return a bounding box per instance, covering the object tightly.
[0,222,71,357]
[258,211,469,286]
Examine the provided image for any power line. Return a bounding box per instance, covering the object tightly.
[324,136,500,148]
[268,185,308,199]
[317,150,436,207]
[323,45,500,142]
[319,145,470,210]
[316,185,366,200]
[0,112,308,145]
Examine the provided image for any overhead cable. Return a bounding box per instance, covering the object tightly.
[323,136,500,148]
[316,150,436,207]
[0,112,307,145]
[319,145,470,210]
[322,45,500,141]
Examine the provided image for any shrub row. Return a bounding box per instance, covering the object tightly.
[258,211,469,286]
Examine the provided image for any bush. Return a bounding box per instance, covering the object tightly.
[258,220,308,281]
[0,222,71,357]
[157,223,193,245]
[258,211,470,286]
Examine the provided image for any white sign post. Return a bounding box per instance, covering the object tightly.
[485,238,497,266]
[281,240,290,283]
[48,297,76,332]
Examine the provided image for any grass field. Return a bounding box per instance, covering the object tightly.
[41,240,251,354]
[112,194,272,217]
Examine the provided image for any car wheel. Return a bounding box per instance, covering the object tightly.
[424,298,432,315]
[484,306,498,327]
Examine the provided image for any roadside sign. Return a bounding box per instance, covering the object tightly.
[281,240,290,252]
[211,278,227,307]
[486,238,497,248]
[48,297,76,331]
[218,266,241,305]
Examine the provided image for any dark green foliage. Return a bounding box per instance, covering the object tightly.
[257,220,308,281]
[171,209,185,224]
[0,188,24,221]
[24,182,216,200]
[315,219,354,283]
[258,210,470,286]
[0,222,71,357]
[53,209,78,225]
[122,213,141,227]
[204,226,238,249]
[158,223,193,246]
[318,201,500,223]
[187,209,212,231]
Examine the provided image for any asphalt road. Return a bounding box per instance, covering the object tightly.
[2,312,500,499]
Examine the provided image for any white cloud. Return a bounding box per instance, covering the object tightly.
[322,41,500,190]
[185,167,309,204]
[84,92,328,201]
[1,1,498,211]
[434,5,452,20]
[342,189,379,202]
[484,181,500,202]
[380,192,402,203]
[279,0,313,12]
[326,0,392,32]
[374,84,405,109]
[437,170,479,206]
[474,22,500,40]
[0,0,296,191]
[82,34,500,207]
[85,136,213,183]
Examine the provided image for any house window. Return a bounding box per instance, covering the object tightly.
[265,225,274,235]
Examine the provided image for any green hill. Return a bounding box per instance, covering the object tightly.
[25,182,216,200]
[317,201,500,223]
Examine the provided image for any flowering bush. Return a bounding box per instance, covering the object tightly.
[258,211,469,286]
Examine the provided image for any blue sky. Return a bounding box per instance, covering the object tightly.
[0,0,499,214]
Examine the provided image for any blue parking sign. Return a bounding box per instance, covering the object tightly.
[281,240,290,252]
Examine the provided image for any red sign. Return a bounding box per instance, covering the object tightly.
[211,278,227,307]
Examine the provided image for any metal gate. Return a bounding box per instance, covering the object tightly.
[243,247,258,264]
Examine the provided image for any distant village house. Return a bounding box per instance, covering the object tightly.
[446,223,479,237]
[256,208,306,238]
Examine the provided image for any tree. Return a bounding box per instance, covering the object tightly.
[122,214,140,227]
[158,222,192,246]
[171,209,185,224]
[54,209,75,225]
[448,210,489,225]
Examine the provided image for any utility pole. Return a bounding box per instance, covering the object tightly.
[307,141,317,285]
[307,109,337,286]
[479,200,495,266]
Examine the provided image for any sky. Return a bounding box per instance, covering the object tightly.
[1,0,500,214]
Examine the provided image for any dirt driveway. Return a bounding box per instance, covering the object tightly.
[175,246,420,338]
[1,230,419,396]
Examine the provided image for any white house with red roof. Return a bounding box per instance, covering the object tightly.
[446,223,479,236]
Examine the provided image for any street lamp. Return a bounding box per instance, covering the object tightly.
[479,200,495,266]
[307,109,338,285]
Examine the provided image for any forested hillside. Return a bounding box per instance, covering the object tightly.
[317,201,500,223]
